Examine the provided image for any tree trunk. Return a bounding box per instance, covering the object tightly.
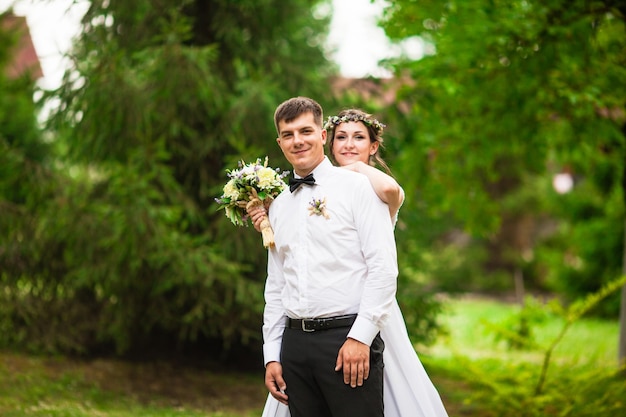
[618,214,626,366]
[619,122,626,369]
[514,267,525,307]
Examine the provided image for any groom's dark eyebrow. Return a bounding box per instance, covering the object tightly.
[279,129,293,138]
[280,125,314,136]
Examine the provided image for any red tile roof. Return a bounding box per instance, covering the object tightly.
[2,12,43,80]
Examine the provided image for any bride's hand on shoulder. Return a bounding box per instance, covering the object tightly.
[339,161,364,173]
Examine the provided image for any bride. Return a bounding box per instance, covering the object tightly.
[251,109,448,417]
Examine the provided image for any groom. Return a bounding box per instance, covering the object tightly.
[262,96,398,417]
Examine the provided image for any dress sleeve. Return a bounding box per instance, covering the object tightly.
[392,185,405,228]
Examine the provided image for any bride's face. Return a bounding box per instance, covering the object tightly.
[331,121,379,167]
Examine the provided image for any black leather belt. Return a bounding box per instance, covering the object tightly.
[287,314,357,332]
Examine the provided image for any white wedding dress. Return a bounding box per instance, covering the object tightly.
[260,299,449,417]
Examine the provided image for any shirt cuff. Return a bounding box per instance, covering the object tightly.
[263,341,282,366]
[347,315,380,346]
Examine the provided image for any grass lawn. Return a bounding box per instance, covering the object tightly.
[426,295,619,366]
[0,295,622,416]
[0,353,268,417]
[418,295,623,416]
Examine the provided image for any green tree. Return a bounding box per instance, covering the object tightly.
[1,0,337,358]
[379,0,626,362]
[0,11,65,351]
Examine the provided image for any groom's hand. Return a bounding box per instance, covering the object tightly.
[265,361,288,405]
[335,337,370,388]
[249,206,266,232]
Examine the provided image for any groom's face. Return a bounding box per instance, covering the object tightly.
[276,112,326,177]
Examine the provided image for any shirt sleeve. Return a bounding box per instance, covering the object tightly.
[262,245,286,366]
[347,176,398,346]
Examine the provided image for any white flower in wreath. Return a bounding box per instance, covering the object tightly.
[308,196,330,219]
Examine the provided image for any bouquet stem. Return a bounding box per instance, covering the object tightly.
[246,190,275,248]
[258,217,275,248]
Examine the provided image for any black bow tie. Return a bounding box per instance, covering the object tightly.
[289,173,316,193]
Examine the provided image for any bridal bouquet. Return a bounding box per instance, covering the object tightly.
[215,157,289,248]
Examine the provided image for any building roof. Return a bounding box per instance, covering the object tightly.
[1,12,43,80]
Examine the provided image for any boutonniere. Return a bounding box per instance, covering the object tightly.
[308,197,330,219]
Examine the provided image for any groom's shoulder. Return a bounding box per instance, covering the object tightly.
[274,188,290,203]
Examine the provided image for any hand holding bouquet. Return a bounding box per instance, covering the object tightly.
[215,157,288,248]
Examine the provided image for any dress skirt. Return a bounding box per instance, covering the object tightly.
[260,300,449,417]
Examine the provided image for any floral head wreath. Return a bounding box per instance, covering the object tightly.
[323,113,386,136]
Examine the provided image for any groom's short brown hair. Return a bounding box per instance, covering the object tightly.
[274,96,323,134]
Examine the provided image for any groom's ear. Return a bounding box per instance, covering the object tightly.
[321,129,327,144]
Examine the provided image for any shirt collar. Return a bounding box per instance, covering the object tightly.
[309,157,333,182]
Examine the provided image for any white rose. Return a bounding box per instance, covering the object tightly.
[223,179,239,200]
[256,167,279,189]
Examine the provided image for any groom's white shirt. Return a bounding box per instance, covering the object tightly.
[262,157,398,365]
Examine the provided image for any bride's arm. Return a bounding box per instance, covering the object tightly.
[250,161,404,231]
[342,161,405,221]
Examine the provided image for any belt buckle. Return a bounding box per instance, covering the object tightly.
[301,319,315,332]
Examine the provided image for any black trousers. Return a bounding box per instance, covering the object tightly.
[281,326,384,417]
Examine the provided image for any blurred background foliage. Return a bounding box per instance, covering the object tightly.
[0,0,624,363]
[378,0,625,314]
